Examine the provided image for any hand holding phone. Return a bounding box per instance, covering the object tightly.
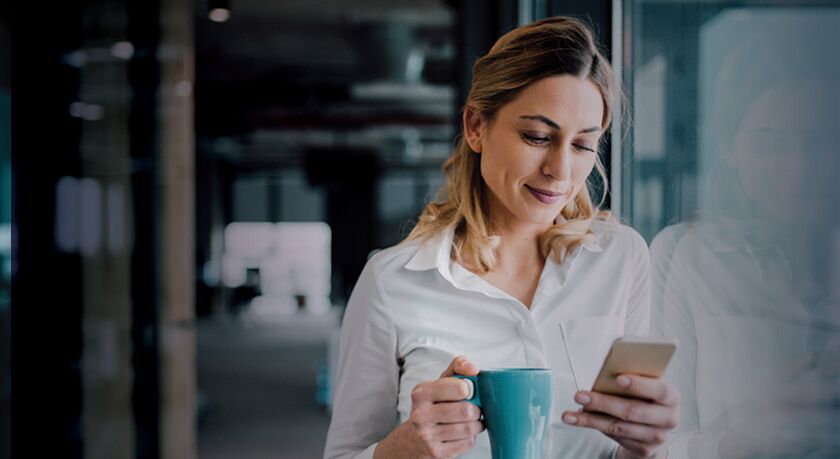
[590,336,678,397]
[564,336,680,458]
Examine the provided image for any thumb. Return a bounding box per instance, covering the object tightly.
[440,355,479,378]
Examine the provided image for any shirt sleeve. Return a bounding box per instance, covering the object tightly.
[624,230,652,337]
[323,256,401,459]
[656,240,703,459]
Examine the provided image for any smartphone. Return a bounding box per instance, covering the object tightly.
[590,336,678,397]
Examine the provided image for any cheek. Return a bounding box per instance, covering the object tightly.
[480,146,531,187]
[479,151,511,199]
[735,153,785,193]
[479,152,499,184]
[571,155,598,189]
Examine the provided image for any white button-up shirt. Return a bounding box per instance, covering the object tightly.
[651,221,838,459]
[324,220,651,459]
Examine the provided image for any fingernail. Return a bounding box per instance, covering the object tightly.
[462,379,475,400]
[575,393,591,405]
[563,414,578,424]
[617,375,631,387]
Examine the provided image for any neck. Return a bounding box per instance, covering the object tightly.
[490,220,548,272]
[478,219,548,309]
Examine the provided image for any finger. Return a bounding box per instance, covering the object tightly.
[575,391,677,428]
[613,437,661,459]
[436,437,479,458]
[412,377,475,404]
[611,374,679,406]
[434,420,485,442]
[440,355,479,378]
[413,401,482,424]
[562,410,670,446]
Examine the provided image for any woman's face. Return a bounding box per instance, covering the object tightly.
[465,75,604,232]
[728,82,839,224]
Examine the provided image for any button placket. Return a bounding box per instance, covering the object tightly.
[519,312,549,369]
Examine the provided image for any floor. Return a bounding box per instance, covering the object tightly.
[197,308,341,459]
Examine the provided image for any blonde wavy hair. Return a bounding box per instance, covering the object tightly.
[406,16,617,273]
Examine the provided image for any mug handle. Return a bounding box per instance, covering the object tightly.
[454,375,481,406]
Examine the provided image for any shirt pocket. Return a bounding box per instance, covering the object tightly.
[560,314,625,391]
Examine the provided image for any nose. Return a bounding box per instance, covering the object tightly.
[541,142,572,182]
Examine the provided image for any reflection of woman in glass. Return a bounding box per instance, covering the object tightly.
[326,17,678,459]
[651,21,840,459]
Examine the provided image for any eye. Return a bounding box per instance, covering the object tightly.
[522,133,551,146]
[573,143,596,153]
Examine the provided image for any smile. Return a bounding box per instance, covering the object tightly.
[525,185,566,204]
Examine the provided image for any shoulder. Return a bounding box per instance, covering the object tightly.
[350,236,447,311]
[362,238,426,278]
[345,240,426,315]
[590,219,648,255]
[653,219,733,258]
[650,222,694,258]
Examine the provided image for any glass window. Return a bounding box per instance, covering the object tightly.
[621,2,840,239]
[622,2,840,457]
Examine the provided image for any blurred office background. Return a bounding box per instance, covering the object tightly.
[7,0,839,458]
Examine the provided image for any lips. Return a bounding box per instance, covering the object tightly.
[525,185,567,205]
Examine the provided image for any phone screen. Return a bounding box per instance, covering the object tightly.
[590,337,677,397]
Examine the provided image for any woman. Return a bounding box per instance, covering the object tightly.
[651,16,840,459]
[325,17,678,459]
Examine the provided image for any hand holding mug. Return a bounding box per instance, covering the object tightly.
[374,355,484,459]
[457,367,553,459]
[562,374,679,459]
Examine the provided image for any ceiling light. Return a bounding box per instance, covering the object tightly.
[63,49,88,68]
[208,0,230,22]
[110,41,134,60]
[174,81,193,98]
[209,8,230,22]
[69,102,105,121]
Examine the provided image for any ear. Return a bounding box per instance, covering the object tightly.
[463,106,483,153]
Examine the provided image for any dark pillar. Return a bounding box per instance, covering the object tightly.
[127,0,162,456]
[12,1,84,457]
[304,148,382,302]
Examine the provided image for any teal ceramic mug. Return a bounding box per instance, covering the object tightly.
[456,368,552,459]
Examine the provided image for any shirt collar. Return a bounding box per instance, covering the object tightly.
[691,219,777,253]
[404,224,604,307]
[404,226,456,273]
[403,224,604,274]
[578,232,604,253]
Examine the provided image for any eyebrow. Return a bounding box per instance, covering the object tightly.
[519,115,601,134]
